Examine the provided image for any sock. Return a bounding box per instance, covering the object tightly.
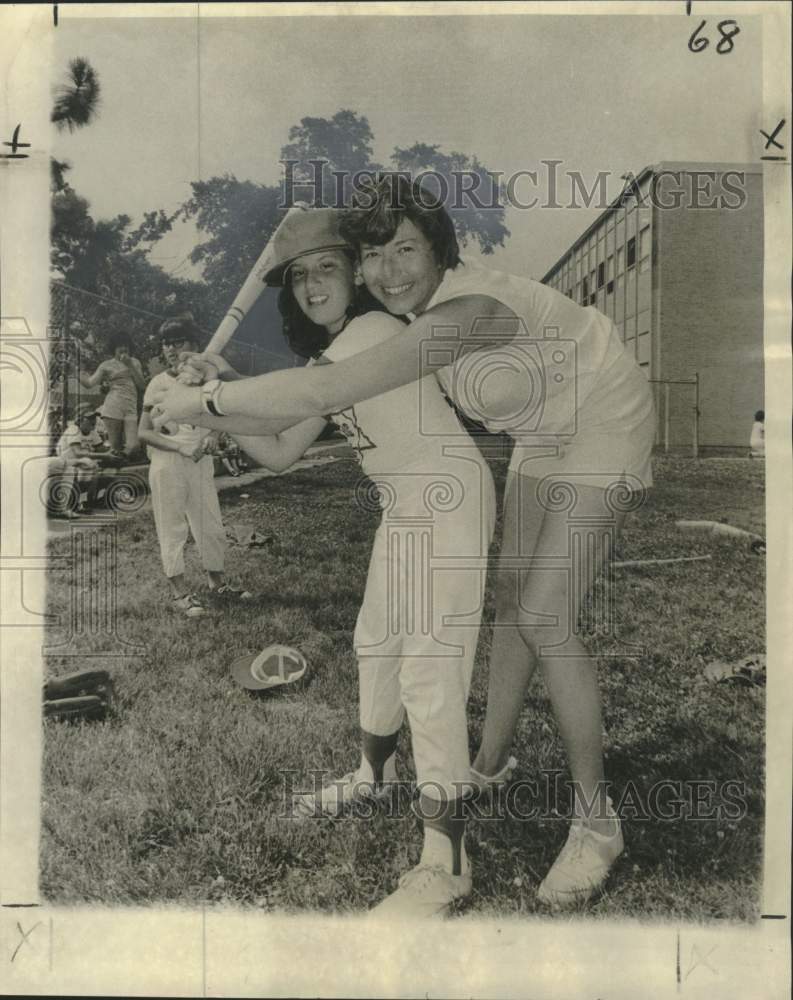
[359,730,399,786]
[417,793,469,877]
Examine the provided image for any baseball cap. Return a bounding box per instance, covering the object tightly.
[75,403,99,421]
[230,644,308,691]
[264,208,351,287]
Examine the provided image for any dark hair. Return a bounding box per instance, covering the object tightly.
[277,249,387,359]
[158,313,201,349]
[339,174,460,272]
[108,330,133,354]
[755,410,764,422]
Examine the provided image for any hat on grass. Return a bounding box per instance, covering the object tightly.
[264,208,351,287]
[230,644,308,691]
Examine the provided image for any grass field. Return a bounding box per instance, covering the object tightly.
[41,454,766,920]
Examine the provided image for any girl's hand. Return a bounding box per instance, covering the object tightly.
[149,383,203,430]
[178,351,237,385]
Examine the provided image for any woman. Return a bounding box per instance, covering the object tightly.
[151,177,654,907]
[195,207,496,917]
[79,330,145,457]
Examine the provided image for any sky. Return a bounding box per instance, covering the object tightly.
[53,8,763,282]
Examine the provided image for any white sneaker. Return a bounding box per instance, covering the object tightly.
[370,864,472,919]
[173,593,206,618]
[537,806,624,907]
[468,755,518,795]
[292,769,395,819]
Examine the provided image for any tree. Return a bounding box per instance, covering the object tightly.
[391,143,510,253]
[280,109,383,206]
[51,57,101,132]
[139,111,509,305]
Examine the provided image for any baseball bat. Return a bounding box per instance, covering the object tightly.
[163,202,309,437]
[201,200,310,358]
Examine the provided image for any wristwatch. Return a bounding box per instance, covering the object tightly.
[201,379,226,417]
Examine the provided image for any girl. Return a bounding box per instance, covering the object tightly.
[193,208,496,918]
[79,331,145,457]
[151,179,655,907]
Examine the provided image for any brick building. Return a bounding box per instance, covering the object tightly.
[542,162,764,451]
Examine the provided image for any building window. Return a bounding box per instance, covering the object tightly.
[597,262,605,288]
[627,236,636,268]
[589,293,596,305]
[606,279,614,295]
[582,276,589,299]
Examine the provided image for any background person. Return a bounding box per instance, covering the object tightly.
[51,404,108,513]
[79,330,145,458]
[138,315,251,618]
[750,409,765,458]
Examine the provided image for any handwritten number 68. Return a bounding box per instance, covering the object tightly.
[688,19,740,54]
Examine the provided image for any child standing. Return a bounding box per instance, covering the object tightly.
[138,315,251,617]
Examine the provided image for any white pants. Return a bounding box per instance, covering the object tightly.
[355,456,496,800]
[149,451,225,578]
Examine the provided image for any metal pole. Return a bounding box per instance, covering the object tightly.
[62,291,70,431]
[693,372,700,459]
[664,382,670,453]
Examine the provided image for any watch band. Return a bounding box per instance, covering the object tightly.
[201,379,226,417]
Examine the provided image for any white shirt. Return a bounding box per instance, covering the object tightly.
[426,259,626,438]
[322,311,471,477]
[56,423,103,458]
[143,371,206,452]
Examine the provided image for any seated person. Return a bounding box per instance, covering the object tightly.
[49,405,108,514]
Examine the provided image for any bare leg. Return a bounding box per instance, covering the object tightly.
[102,417,124,453]
[472,470,544,776]
[515,482,624,835]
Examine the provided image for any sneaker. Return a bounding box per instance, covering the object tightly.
[292,769,395,819]
[536,804,623,907]
[467,755,518,795]
[173,593,206,618]
[370,864,472,919]
[211,583,253,600]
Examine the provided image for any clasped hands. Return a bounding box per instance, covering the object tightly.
[149,351,235,431]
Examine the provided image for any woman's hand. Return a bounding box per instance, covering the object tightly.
[178,351,239,385]
[149,383,203,430]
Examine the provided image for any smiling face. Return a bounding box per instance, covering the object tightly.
[288,249,355,335]
[161,337,195,371]
[359,218,444,316]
